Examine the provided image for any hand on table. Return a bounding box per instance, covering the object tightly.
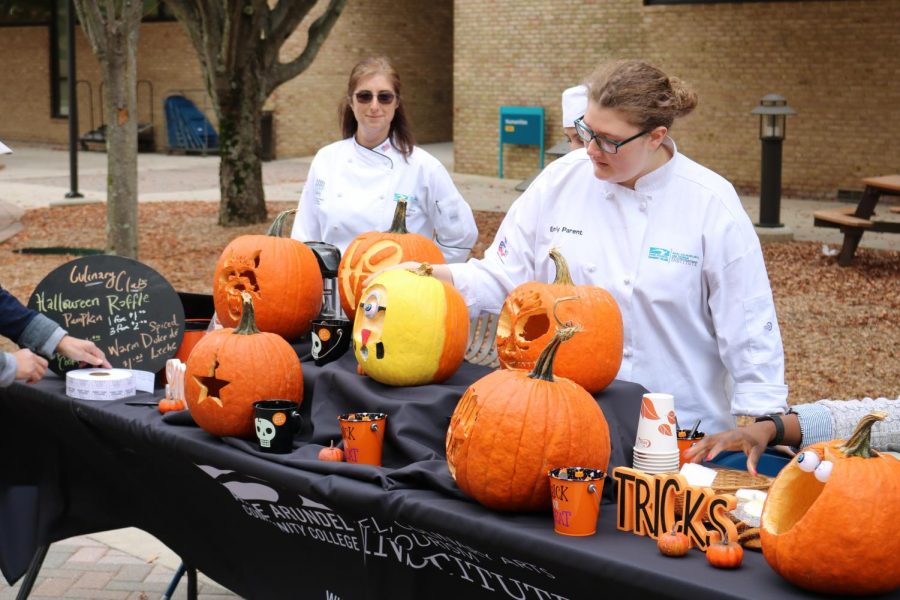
[56,335,111,369]
[14,349,48,383]
[682,421,774,476]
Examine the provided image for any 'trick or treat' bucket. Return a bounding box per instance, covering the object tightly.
[548,467,606,536]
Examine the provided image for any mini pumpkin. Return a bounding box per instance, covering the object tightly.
[496,248,623,393]
[213,209,322,341]
[353,264,468,386]
[707,531,743,569]
[760,411,900,595]
[186,292,303,438]
[446,322,611,512]
[338,200,446,321]
[318,441,344,462]
[658,525,690,557]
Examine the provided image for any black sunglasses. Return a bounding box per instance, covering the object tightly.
[354,91,397,105]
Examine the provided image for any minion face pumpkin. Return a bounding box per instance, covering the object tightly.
[352,266,469,387]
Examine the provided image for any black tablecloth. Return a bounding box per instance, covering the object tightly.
[1,352,892,600]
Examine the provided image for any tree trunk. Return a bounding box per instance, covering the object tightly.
[216,62,267,227]
[104,23,139,258]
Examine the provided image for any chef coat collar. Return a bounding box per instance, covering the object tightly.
[633,136,678,194]
[352,135,396,170]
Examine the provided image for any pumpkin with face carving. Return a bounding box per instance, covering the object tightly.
[338,200,445,322]
[496,248,623,393]
[353,264,468,386]
[213,209,322,341]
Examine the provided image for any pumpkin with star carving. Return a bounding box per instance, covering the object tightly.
[186,292,302,438]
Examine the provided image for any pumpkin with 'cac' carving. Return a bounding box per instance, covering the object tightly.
[496,248,623,393]
[186,292,303,438]
[353,264,468,386]
[338,200,445,321]
[213,209,322,341]
[760,412,900,595]
[446,324,611,512]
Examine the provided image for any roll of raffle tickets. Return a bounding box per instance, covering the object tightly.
[66,368,136,401]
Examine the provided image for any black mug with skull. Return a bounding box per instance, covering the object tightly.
[253,400,302,454]
[310,318,352,366]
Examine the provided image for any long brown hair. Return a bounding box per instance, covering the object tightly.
[587,60,698,131]
[340,56,415,158]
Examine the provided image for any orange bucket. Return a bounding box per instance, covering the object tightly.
[175,319,211,363]
[548,467,605,536]
[338,412,386,466]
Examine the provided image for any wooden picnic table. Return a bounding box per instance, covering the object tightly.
[813,175,900,265]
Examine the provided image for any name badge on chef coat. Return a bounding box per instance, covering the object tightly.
[394,193,419,212]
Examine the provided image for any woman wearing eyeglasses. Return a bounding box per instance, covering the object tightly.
[385,59,788,436]
[291,56,477,263]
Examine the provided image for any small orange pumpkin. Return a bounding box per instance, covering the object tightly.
[318,441,344,462]
[496,248,623,393]
[707,531,743,569]
[658,525,690,558]
[213,209,322,341]
[760,411,900,595]
[446,321,611,512]
[338,200,445,321]
[186,292,303,438]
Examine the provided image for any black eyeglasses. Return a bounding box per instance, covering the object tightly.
[353,91,397,105]
[574,116,649,154]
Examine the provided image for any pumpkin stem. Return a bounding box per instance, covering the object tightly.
[839,411,887,458]
[549,247,575,286]
[552,295,579,329]
[234,291,261,335]
[266,209,298,237]
[528,325,577,382]
[415,263,433,277]
[387,199,409,234]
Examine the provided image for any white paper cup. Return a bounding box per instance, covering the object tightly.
[634,393,678,452]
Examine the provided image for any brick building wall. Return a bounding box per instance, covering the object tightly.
[455,0,900,198]
[0,0,453,156]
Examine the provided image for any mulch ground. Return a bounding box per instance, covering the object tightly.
[2,200,897,405]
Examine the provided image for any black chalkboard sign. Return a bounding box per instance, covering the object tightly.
[28,255,185,375]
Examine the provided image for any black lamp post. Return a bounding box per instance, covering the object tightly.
[751,94,795,228]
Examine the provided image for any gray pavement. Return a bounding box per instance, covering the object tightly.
[0,142,897,599]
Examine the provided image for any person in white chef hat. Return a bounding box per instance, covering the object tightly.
[561,84,589,152]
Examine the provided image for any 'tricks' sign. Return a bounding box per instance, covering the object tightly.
[612,467,738,552]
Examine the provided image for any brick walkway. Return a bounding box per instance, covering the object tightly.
[0,535,240,600]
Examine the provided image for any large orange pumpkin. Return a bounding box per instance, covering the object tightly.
[338,200,445,321]
[186,292,303,438]
[353,264,468,386]
[760,411,900,595]
[496,248,623,393]
[446,325,611,512]
[213,209,322,341]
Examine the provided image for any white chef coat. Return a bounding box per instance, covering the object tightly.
[449,139,788,434]
[291,137,478,263]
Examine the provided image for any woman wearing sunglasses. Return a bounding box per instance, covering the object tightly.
[385,59,788,438]
[291,56,477,264]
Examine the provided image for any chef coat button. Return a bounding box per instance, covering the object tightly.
[605,192,614,200]
[623,277,631,285]
[623,348,633,358]
[587,264,597,273]
[639,202,647,211]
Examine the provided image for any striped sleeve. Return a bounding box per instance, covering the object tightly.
[793,403,833,448]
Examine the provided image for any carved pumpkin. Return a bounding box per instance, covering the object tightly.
[338,200,445,321]
[353,264,468,386]
[213,209,322,341]
[186,292,303,438]
[446,324,611,512]
[496,248,623,393]
[760,412,900,595]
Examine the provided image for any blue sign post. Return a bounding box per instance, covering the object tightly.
[498,106,544,178]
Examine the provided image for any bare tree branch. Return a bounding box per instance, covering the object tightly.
[267,0,347,96]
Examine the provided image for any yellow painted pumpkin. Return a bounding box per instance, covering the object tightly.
[353,264,468,386]
[186,292,303,438]
[338,200,446,321]
[760,412,900,595]
[446,325,611,512]
[213,209,322,341]
[496,248,623,393]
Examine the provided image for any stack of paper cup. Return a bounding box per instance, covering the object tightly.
[633,393,680,474]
